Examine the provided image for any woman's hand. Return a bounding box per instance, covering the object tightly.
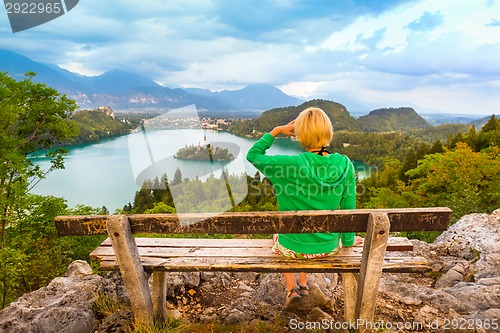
[270,120,295,137]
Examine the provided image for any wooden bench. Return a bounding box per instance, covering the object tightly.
[55,208,451,332]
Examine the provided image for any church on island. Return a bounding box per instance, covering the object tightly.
[174,135,234,161]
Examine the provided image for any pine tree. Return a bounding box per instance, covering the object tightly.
[172,167,183,186]
[465,126,478,151]
[429,140,445,154]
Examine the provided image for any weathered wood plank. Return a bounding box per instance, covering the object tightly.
[91,246,367,260]
[107,215,153,322]
[55,207,452,236]
[151,272,167,322]
[90,237,412,260]
[95,236,413,251]
[342,273,358,324]
[96,256,430,273]
[356,213,390,333]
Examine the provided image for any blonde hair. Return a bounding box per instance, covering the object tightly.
[294,107,333,149]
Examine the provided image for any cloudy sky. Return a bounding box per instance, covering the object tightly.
[2,0,500,115]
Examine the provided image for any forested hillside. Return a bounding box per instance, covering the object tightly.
[407,123,472,143]
[228,99,360,137]
[64,109,132,145]
[357,107,432,132]
[228,101,438,137]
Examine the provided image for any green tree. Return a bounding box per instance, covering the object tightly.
[477,115,500,150]
[363,187,409,209]
[144,202,176,214]
[0,73,81,308]
[465,126,478,151]
[0,247,27,308]
[406,143,500,221]
[172,167,183,186]
[0,72,77,248]
[429,140,445,154]
[1,195,106,308]
[481,115,499,133]
[398,149,417,183]
[132,187,155,213]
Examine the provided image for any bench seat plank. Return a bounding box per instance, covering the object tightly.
[97,256,430,273]
[92,243,365,259]
[92,236,413,252]
[90,237,425,273]
[90,237,413,262]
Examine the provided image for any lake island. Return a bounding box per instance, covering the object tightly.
[175,135,234,161]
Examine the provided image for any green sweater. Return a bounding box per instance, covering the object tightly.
[246,133,356,254]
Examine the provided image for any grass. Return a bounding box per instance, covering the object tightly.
[128,319,289,333]
[92,291,125,317]
[125,319,290,333]
[127,318,186,333]
[93,292,289,333]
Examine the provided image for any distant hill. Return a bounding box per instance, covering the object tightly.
[470,114,500,129]
[0,49,302,113]
[185,84,303,113]
[228,102,438,137]
[228,99,359,137]
[218,84,302,110]
[80,69,162,94]
[357,107,432,132]
[0,49,88,94]
[421,113,481,126]
[408,123,472,143]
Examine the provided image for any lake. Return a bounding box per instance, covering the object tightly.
[30,129,371,212]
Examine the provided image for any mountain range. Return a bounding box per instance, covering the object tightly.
[0,49,303,113]
[1,49,494,126]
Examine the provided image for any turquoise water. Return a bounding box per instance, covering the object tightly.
[30,129,370,211]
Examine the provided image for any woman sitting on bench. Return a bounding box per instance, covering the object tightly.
[246,107,361,306]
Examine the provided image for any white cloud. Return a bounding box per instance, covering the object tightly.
[160,39,303,86]
[58,62,103,76]
[310,70,500,115]
[278,81,325,99]
[1,0,499,115]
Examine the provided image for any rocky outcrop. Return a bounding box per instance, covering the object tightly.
[177,210,500,330]
[1,210,499,332]
[379,209,500,332]
[434,209,500,280]
[0,261,107,333]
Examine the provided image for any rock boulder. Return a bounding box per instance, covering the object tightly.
[0,261,106,333]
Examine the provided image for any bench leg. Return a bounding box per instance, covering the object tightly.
[107,215,154,322]
[342,272,358,325]
[355,213,390,333]
[152,271,167,321]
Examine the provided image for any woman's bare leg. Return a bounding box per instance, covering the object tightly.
[298,272,307,287]
[284,272,295,292]
[283,272,300,305]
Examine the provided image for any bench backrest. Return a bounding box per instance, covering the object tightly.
[55,207,451,236]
